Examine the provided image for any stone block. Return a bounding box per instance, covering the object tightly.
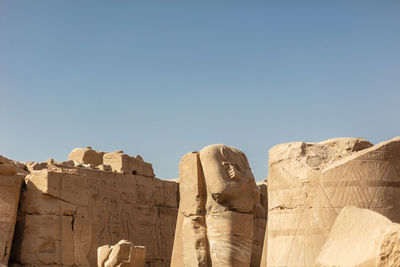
[98,240,146,267]
[103,152,155,177]
[68,147,105,166]
[316,206,400,267]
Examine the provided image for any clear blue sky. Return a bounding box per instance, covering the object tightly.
[1,1,399,181]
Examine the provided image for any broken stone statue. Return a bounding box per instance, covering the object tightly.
[171,144,260,267]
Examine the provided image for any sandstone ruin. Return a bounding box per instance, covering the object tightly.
[263,137,400,267]
[0,137,400,267]
[7,149,178,267]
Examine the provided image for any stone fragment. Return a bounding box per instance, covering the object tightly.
[263,137,400,267]
[316,206,400,267]
[75,162,96,169]
[61,160,75,167]
[97,164,112,172]
[68,147,105,166]
[103,152,155,177]
[200,144,260,214]
[0,174,24,265]
[98,245,112,267]
[24,161,48,172]
[98,240,146,267]
[171,144,259,267]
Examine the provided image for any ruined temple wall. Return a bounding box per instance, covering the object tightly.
[10,167,179,267]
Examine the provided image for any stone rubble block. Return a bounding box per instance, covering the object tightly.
[68,146,105,167]
[316,206,400,267]
[98,240,146,267]
[103,151,155,177]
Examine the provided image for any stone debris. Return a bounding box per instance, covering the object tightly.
[316,206,400,267]
[98,240,146,267]
[171,145,261,267]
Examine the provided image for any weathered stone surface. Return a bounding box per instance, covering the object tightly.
[11,166,178,267]
[251,181,267,267]
[171,144,259,267]
[201,144,259,266]
[68,147,105,166]
[98,240,146,267]
[98,164,112,172]
[316,206,400,267]
[0,155,27,174]
[98,245,112,267]
[264,137,400,267]
[171,152,208,267]
[0,163,17,175]
[24,162,49,172]
[0,174,24,265]
[103,152,155,177]
[200,145,260,214]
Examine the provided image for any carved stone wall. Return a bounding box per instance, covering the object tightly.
[10,166,178,267]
